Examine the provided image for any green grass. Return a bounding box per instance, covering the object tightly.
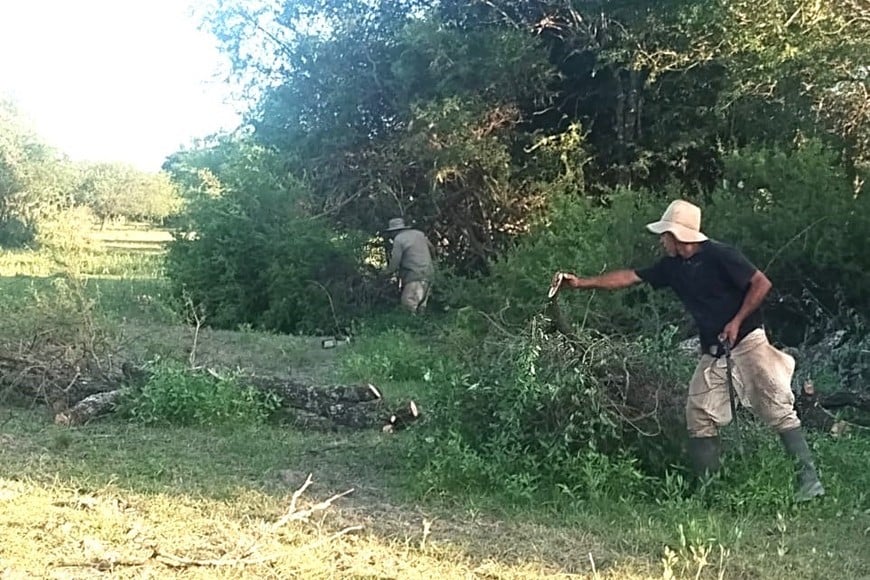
[0,226,173,324]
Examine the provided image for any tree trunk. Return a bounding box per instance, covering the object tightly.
[795,380,870,431]
[241,375,382,413]
[54,390,122,426]
[50,368,421,432]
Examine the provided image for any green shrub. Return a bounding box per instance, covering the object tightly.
[165,167,377,334]
[121,362,280,427]
[704,140,870,342]
[0,217,35,248]
[340,327,451,383]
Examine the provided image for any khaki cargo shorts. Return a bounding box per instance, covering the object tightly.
[686,328,800,438]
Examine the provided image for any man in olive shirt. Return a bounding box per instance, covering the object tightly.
[553,200,824,501]
[384,217,435,313]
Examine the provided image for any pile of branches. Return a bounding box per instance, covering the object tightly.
[546,297,870,436]
[0,332,126,414]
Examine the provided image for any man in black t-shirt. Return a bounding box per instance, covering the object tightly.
[553,200,824,502]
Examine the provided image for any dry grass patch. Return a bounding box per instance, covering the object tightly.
[0,477,605,579]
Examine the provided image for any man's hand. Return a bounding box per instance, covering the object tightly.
[719,319,741,348]
[553,272,583,289]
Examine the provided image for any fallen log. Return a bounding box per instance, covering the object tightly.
[240,375,382,413]
[795,380,870,431]
[54,390,122,426]
[383,401,420,433]
[51,368,420,432]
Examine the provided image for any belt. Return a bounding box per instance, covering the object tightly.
[702,325,764,358]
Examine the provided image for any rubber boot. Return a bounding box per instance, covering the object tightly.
[687,436,721,480]
[779,427,825,502]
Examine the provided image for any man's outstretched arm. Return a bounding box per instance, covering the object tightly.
[558,269,643,291]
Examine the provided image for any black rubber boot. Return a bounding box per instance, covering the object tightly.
[687,436,721,480]
[779,427,825,502]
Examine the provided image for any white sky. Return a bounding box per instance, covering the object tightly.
[0,0,241,171]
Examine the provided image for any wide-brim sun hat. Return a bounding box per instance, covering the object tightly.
[385,217,409,232]
[645,200,708,243]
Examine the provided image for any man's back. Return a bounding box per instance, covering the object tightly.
[391,228,434,282]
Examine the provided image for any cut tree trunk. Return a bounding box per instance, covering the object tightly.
[54,390,122,426]
[241,375,382,413]
[795,380,870,431]
[241,375,419,430]
[51,368,421,432]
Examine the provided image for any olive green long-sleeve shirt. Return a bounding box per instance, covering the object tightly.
[387,229,435,283]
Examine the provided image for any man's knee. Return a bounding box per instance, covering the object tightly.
[686,403,724,438]
[757,403,801,433]
[400,293,421,311]
[686,357,731,438]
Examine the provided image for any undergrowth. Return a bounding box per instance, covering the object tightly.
[119,361,281,427]
[338,316,870,522]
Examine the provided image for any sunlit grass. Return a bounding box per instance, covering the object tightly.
[0,410,605,579]
[0,225,172,323]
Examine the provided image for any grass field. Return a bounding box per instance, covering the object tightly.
[1,226,869,579]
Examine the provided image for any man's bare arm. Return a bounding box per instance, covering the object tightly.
[735,270,772,323]
[721,270,772,344]
[560,269,642,291]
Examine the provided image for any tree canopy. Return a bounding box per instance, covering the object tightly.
[162,0,868,334]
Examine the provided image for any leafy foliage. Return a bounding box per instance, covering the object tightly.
[388,319,693,501]
[121,361,280,427]
[0,100,74,246]
[73,162,182,226]
[164,139,382,334]
[703,141,870,342]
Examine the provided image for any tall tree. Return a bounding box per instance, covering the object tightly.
[74,162,182,227]
[0,100,74,246]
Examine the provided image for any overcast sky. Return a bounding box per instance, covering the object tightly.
[0,0,241,171]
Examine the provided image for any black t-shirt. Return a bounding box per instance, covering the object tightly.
[635,240,763,352]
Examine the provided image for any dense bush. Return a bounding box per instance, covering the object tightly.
[164,142,388,334]
[402,318,695,501]
[167,206,374,334]
[704,141,870,342]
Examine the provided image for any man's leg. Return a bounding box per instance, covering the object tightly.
[779,427,825,501]
[685,355,732,478]
[417,280,432,314]
[400,281,425,313]
[734,335,824,501]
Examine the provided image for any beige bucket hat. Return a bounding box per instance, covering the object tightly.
[385,217,409,232]
[645,200,708,243]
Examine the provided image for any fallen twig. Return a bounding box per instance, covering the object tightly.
[273,473,355,530]
[154,550,275,568]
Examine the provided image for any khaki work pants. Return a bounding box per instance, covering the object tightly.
[400,280,431,313]
[686,328,801,438]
